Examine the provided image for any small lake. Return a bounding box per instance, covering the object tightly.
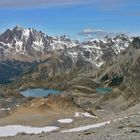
[96,87,112,93]
[20,88,61,97]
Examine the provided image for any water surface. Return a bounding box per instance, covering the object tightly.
[96,87,112,93]
[21,88,61,97]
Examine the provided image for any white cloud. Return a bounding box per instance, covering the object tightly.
[78,28,117,38]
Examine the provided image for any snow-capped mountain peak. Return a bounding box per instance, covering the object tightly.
[0,26,78,57]
[0,26,132,68]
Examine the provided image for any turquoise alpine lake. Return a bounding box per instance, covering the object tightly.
[20,88,61,97]
[96,87,112,93]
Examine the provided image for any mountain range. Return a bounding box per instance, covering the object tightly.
[0,26,132,63]
[1,26,140,140]
[0,26,132,84]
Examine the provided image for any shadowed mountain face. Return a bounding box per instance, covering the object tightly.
[0,60,37,84]
[97,37,140,100]
[12,52,95,90]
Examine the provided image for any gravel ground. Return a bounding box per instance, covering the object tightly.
[0,94,140,140]
[0,111,140,140]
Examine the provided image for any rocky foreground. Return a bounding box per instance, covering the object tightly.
[0,82,140,140]
[0,100,140,140]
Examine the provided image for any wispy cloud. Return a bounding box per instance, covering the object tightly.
[0,0,139,15]
[0,0,90,8]
[95,0,131,10]
[78,28,117,38]
[0,0,134,9]
[90,0,140,11]
[127,11,140,17]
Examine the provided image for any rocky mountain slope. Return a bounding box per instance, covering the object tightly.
[0,26,132,84]
[12,36,140,109]
[0,60,37,84]
[0,26,131,64]
[0,26,78,61]
[0,26,79,83]
[92,37,140,110]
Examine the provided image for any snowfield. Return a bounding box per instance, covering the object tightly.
[57,119,73,123]
[61,121,111,133]
[74,112,97,118]
[0,108,11,111]
[0,125,59,137]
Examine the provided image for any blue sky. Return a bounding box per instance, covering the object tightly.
[0,0,139,40]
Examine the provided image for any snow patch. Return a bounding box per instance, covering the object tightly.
[33,40,43,47]
[0,125,59,137]
[96,61,104,67]
[23,29,30,38]
[61,121,111,132]
[15,41,23,46]
[33,40,44,51]
[57,119,73,123]
[74,112,96,118]
[0,108,11,111]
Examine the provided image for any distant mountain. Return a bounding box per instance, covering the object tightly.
[12,35,134,90]
[78,34,131,67]
[0,26,78,61]
[0,26,131,64]
[0,26,132,84]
